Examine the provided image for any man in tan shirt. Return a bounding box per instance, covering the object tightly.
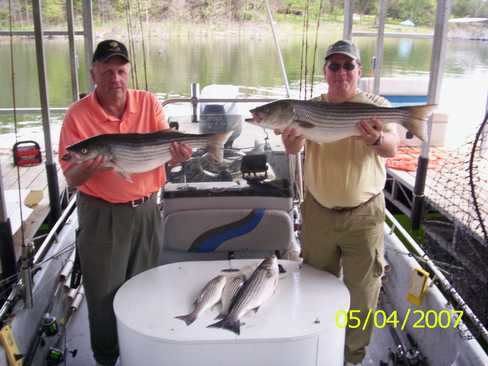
[279,40,399,365]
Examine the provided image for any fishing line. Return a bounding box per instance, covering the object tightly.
[8,0,28,262]
[298,2,307,100]
[309,0,324,98]
[136,0,149,91]
[125,0,138,88]
[302,0,311,100]
[0,273,20,290]
[36,242,76,266]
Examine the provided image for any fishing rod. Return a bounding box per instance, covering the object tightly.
[386,210,488,345]
[380,288,427,366]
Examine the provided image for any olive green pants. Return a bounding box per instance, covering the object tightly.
[77,193,162,366]
[301,192,385,364]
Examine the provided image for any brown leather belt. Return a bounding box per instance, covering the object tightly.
[313,192,381,213]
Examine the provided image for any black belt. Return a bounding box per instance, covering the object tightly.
[79,192,155,208]
[122,195,154,208]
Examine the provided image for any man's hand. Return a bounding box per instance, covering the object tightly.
[356,118,383,146]
[275,127,305,155]
[356,118,399,157]
[168,142,193,165]
[64,155,112,187]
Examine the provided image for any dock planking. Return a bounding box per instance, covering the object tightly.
[1,152,67,259]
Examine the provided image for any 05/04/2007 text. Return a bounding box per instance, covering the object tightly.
[335,309,464,331]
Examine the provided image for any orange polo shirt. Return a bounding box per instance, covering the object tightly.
[58,89,168,203]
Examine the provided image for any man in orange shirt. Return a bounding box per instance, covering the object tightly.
[58,40,192,366]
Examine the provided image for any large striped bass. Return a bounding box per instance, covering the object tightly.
[246,99,435,143]
[62,130,214,180]
[175,274,227,326]
[208,255,279,335]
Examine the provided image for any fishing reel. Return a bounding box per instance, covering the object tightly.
[241,154,268,183]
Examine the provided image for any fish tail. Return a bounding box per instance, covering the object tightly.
[174,312,198,326]
[207,318,241,335]
[214,311,226,320]
[402,104,436,141]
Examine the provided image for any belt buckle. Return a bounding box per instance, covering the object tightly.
[131,197,144,208]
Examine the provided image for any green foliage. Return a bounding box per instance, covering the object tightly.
[452,0,488,17]
[387,0,436,26]
[42,0,65,24]
[0,0,486,28]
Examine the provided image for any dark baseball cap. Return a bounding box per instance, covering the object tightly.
[325,40,361,62]
[92,40,129,63]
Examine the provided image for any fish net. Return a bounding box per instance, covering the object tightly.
[421,111,488,330]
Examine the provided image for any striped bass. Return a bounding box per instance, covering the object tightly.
[246,99,435,143]
[208,255,279,335]
[175,274,227,326]
[62,130,214,180]
[216,273,246,319]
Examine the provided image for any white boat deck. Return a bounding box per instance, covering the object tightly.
[58,267,396,366]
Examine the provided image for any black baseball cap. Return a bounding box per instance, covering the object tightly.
[92,40,129,63]
[325,40,361,62]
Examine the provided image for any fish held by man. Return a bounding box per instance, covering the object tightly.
[246,99,435,143]
[207,255,280,335]
[62,130,215,181]
[175,274,227,326]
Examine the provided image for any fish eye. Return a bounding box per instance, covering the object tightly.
[81,148,88,155]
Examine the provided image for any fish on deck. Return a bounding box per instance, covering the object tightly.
[175,274,228,326]
[62,130,215,180]
[208,255,280,335]
[246,99,435,143]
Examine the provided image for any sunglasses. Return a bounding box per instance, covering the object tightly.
[327,62,356,72]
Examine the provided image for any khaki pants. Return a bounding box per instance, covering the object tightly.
[77,193,162,366]
[301,192,385,364]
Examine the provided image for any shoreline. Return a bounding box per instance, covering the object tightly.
[1,20,486,42]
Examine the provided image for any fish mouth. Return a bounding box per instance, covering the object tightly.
[61,153,72,161]
[246,111,267,124]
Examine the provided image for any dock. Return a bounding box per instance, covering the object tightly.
[0,147,66,259]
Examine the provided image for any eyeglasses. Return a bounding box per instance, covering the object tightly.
[327,62,356,72]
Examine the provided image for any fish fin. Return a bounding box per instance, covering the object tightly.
[106,160,134,182]
[117,171,134,183]
[174,312,197,326]
[214,312,226,320]
[296,120,315,129]
[401,104,436,142]
[278,264,287,274]
[207,318,241,335]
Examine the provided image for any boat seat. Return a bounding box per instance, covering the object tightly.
[159,207,293,265]
[159,155,296,265]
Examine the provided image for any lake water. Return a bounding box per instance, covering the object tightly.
[1,31,487,148]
